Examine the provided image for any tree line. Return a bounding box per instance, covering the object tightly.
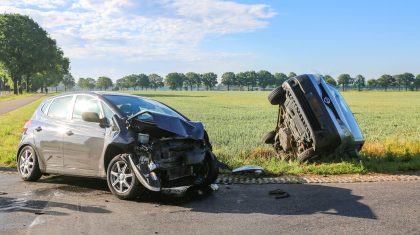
[0,14,71,94]
[85,71,419,92]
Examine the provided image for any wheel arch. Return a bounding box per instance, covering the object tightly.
[103,144,125,174]
[16,143,46,172]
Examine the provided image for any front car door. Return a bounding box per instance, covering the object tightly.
[63,95,106,175]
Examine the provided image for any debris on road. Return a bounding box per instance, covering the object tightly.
[210,184,219,191]
[232,165,265,174]
[0,192,7,195]
[269,189,290,199]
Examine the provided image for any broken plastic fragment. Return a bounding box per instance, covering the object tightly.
[232,165,265,174]
[269,189,290,199]
[210,184,219,191]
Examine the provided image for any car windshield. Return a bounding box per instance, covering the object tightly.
[104,95,185,120]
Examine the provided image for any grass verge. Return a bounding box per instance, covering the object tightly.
[0,93,35,102]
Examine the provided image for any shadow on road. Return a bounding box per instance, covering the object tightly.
[0,196,111,216]
[17,175,376,219]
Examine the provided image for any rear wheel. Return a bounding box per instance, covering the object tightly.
[107,154,141,200]
[268,86,286,105]
[17,146,42,181]
[297,148,317,163]
[263,131,276,144]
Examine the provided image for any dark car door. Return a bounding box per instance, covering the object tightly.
[63,95,106,172]
[34,95,74,170]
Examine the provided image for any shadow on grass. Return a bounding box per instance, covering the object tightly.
[132,93,207,98]
[316,152,420,174]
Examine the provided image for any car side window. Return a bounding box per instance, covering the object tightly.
[47,96,73,119]
[102,102,115,122]
[72,95,101,121]
[41,99,52,114]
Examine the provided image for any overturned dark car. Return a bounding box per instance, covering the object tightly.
[17,92,218,199]
[264,74,364,163]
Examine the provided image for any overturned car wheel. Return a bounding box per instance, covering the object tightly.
[268,86,286,105]
[107,154,142,200]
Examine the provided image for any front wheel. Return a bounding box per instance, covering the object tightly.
[107,154,142,200]
[201,152,219,186]
[17,146,42,181]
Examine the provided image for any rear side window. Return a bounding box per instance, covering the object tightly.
[72,95,101,120]
[48,96,73,119]
[40,100,52,114]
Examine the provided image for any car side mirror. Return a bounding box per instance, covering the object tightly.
[82,112,100,123]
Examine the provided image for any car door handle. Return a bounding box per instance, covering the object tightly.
[35,126,42,132]
[66,130,74,136]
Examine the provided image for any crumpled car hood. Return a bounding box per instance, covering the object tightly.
[127,110,205,140]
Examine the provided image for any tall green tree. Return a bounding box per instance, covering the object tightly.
[0,14,68,94]
[244,71,257,90]
[165,72,184,90]
[324,75,337,86]
[124,74,138,90]
[377,74,395,91]
[236,72,247,91]
[257,70,274,90]
[185,72,200,91]
[367,79,378,89]
[395,73,415,91]
[414,74,420,91]
[337,74,351,91]
[62,73,75,91]
[116,77,129,90]
[355,75,365,91]
[86,77,96,90]
[288,72,297,78]
[274,72,287,86]
[137,74,149,90]
[201,72,218,90]
[96,76,113,90]
[221,72,235,91]
[148,74,164,90]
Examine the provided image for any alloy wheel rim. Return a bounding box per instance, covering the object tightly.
[19,149,34,177]
[110,161,133,193]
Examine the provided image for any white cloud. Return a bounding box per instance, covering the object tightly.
[0,0,276,61]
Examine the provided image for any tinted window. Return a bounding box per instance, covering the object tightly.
[72,95,101,120]
[104,95,185,120]
[48,96,73,119]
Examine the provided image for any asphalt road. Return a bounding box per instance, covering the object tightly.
[0,172,419,235]
[0,94,44,115]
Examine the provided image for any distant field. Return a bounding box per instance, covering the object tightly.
[0,91,419,174]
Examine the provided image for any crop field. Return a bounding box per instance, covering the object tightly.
[0,91,419,174]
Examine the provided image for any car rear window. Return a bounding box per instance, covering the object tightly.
[47,96,73,119]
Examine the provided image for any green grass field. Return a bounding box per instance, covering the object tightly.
[0,93,34,102]
[0,91,419,174]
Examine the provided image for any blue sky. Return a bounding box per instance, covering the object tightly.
[1,0,420,81]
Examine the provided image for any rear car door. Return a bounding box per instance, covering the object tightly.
[34,95,74,170]
[63,95,106,172]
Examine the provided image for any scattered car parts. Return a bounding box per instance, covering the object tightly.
[232,165,265,174]
[264,74,365,163]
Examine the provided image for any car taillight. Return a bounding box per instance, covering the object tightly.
[23,120,32,134]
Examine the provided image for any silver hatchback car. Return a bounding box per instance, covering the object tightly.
[17,92,219,199]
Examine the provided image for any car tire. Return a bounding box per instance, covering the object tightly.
[107,154,142,200]
[268,86,286,105]
[202,152,219,186]
[263,130,276,144]
[17,146,42,181]
[297,148,317,163]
